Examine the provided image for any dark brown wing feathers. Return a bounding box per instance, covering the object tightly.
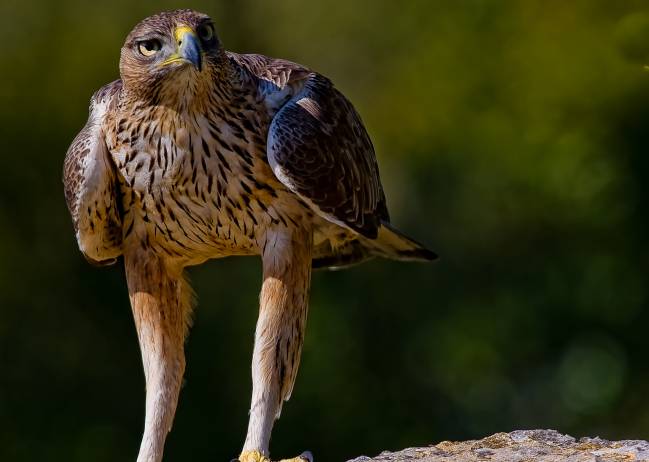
[242,55,388,239]
[228,52,311,89]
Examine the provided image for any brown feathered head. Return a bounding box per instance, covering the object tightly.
[119,9,225,104]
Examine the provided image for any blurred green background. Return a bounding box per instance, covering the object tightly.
[2,0,649,460]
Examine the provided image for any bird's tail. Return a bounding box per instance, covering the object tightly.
[364,221,438,262]
[312,221,437,270]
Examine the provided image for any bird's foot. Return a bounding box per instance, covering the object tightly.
[234,451,270,462]
[235,450,313,462]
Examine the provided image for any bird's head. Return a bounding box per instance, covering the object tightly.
[119,9,225,107]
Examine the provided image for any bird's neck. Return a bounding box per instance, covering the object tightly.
[122,52,238,116]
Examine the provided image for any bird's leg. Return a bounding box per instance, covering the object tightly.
[125,249,192,462]
[240,227,313,462]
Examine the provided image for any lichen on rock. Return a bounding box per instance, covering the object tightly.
[347,429,649,461]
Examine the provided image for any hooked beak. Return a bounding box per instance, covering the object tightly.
[161,26,202,71]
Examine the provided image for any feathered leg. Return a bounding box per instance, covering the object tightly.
[239,227,313,462]
[125,249,192,462]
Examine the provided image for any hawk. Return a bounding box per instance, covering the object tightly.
[63,9,436,462]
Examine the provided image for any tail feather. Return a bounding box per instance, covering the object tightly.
[367,221,438,262]
[312,222,437,270]
[312,240,373,270]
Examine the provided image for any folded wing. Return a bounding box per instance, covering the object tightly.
[63,81,123,265]
[266,73,389,238]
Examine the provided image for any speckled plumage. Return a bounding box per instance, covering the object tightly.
[63,9,435,462]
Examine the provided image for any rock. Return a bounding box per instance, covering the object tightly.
[346,429,649,461]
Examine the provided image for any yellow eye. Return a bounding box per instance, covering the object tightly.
[198,24,214,42]
[138,39,162,57]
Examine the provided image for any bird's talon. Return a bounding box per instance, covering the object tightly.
[299,451,314,462]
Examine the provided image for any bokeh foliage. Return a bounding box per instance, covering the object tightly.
[2,0,649,460]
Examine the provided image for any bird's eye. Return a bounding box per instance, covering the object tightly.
[138,39,162,57]
[198,24,214,42]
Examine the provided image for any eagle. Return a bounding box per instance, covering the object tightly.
[63,9,436,462]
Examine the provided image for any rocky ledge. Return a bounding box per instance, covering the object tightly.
[347,429,649,462]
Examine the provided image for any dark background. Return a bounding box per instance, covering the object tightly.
[2,0,649,460]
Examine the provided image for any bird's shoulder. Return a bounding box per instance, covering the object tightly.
[89,79,123,119]
[64,80,122,193]
[64,79,122,184]
[227,51,312,90]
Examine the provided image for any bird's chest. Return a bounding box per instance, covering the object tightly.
[108,111,277,260]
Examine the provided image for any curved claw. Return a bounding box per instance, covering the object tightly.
[300,451,314,462]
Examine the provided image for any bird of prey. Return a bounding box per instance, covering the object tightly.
[63,9,436,462]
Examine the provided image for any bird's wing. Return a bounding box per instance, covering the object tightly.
[63,80,123,265]
[228,52,312,90]
[269,74,389,238]
[235,53,388,238]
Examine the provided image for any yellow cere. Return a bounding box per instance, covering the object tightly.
[159,26,199,67]
[174,25,195,43]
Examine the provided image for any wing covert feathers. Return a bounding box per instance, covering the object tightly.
[63,80,123,264]
[228,52,311,90]
[267,73,389,238]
